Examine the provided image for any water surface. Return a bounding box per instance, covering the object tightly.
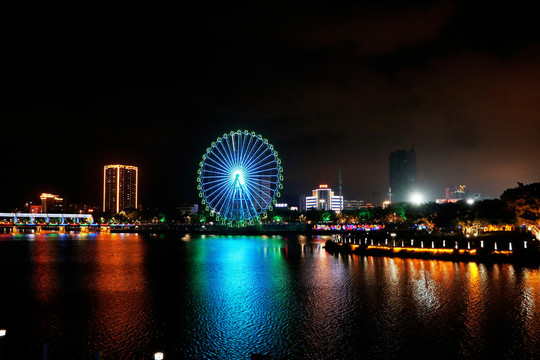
[0,233,539,359]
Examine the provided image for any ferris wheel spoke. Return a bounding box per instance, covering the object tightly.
[230,133,238,164]
[201,178,231,188]
[238,182,259,215]
[246,174,278,181]
[240,191,263,215]
[246,179,279,188]
[236,133,244,166]
[245,165,280,176]
[203,181,232,199]
[201,165,229,176]
[244,153,274,173]
[213,144,235,172]
[241,141,267,168]
[201,168,230,177]
[205,155,232,173]
[247,165,279,175]
[206,157,230,177]
[213,193,232,218]
[236,184,254,220]
[223,137,237,169]
[245,178,277,195]
[246,142,272,162]
[244,153,276,172]
[220,186,238,219]
[209,181,235,213]
[239,133,255,166]
[201,174,230,179]
[248,174,278,179]
[204,175,232,193]
[240,135,260,168]
[243,180,270,208]
[240,139,265,167]
[201,180,228,190]
[244,183,275,201]
[217,139,237,170]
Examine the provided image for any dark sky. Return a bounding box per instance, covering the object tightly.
[3,1,540,210]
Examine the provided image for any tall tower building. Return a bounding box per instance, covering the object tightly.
[389,148,416,203]
[103,165,138,213]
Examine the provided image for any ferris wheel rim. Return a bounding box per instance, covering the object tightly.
[197,130,283,225]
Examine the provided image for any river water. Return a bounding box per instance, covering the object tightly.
[0,233,539,359]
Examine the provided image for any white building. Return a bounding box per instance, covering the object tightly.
[303,184,343,211]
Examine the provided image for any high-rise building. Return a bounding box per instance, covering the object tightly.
[103,165,138,213]
[302,184,344,211]
[389,148,416,203]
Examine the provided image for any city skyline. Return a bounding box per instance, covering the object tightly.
[6,153,494,212]
[3,2,540,210]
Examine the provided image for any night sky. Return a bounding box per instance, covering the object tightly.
[3,1,540,211]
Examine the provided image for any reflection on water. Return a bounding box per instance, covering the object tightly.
[90,233,152,358]
[0,233,539,359]
[183,236,298,358]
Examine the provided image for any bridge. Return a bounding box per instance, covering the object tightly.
[0,213,95,234]
[0,212,93,224]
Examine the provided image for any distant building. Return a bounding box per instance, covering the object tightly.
[103,164,138,213]
[436,185,481,204]
[343,200,365,210]
[66,203,98,214]
[40,193,64,213]
[30,205,42,214]
[178,204,199,215]
[389,148,416,203]
[302,184,343,211]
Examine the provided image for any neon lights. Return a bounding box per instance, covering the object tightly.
[198,130,282,226]
[314,224,385,231]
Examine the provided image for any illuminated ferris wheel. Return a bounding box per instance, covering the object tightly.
[197,130,283,226]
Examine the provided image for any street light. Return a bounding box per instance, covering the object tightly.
[0,330,5,337]
[154,352,164,360]
[410,193,424,205]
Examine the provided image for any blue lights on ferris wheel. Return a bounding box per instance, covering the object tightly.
[197,130,283,226]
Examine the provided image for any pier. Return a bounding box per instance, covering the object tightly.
[327,230,540,262]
